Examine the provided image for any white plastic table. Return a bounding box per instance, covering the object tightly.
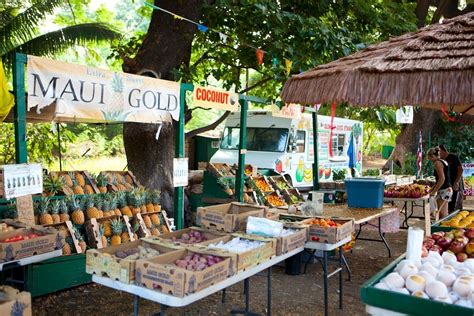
[0,249,62,271]
[384,195,429,231]
[93,247,304,316]
[304,236,351,316]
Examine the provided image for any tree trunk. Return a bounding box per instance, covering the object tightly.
[385,109,442,169]
[122,0,203,215]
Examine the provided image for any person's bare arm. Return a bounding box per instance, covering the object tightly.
[453,165,463,191]
[430,161,445,195]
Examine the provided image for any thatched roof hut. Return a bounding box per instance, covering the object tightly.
[281,12,474,115]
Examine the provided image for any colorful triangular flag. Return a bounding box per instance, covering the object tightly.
[219,32,227,43]
[285,59,293,75]
[0,60,14,122]
[197,24,208,33]
[256,49,264,65]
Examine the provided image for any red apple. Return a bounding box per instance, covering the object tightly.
[449,241,465,254]
[465,242,474,255]
[456,236,469,246]
[453,229,467,238]
[431,231,445,241]
[437,237,453,251]
[423,238,435,249]
[445,232,455,240]
[430,244,443,254]
[457,252,468,262]
[465,228,474,239]
[422,246,429,258]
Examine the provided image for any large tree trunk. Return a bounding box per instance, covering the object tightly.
[386,109,442,168]
[122,0,203,214]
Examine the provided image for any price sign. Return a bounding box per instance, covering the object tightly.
[173,158,189,187]
[1,163,43,200]
[16,195,35,226]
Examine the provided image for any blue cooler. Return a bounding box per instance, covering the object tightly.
[344,178,385,208]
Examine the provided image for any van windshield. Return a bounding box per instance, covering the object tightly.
[220,127,289,152]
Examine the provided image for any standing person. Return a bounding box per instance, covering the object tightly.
[439,144,464,213]
[426,147,453,219]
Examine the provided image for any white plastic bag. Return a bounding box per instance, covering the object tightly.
[246,216,283,237]
[406,227,424,265]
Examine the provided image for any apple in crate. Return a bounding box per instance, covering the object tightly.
[437,237,453,251]
[449,241,465,254]
[431,231,445,241]
[465,228,474,239]
[465,242,474,256]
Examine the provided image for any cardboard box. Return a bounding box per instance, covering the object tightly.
[135,248,231,297]
[196,202,265,233]
[0,286,32,316]
[155,227,228,246]
[206,233,277,271]
[0,227,63,262]
[86,240,179,284]
[275,227,307,256]
[301,217,354,244]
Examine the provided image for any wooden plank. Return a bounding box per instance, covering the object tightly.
[321,205,399,225]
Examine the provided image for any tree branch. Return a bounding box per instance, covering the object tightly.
[185,111,231,139]
[239,76,272,94]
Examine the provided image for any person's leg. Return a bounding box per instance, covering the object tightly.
[448,191,458,213]
[437,198,449,219]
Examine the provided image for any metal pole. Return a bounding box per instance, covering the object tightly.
[312,111,319,190]
[174,83,193,230]
[13,53,28,163]
[235,97,248,202]
[57,123,62,171]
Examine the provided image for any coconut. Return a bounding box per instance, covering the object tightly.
[433,295,452,304]
[400,263,419,279]
[437,270,457,287]
[405,274,426,293]
[456,298,473,308]
[374,282,389,290]
[411,290,429,299]
[418,271,435,284]
[426,281,449,299]
[383,272,405,289]
[421,261,439,277]
[453,278,472,298]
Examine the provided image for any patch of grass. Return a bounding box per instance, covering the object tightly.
[49,155,127,173]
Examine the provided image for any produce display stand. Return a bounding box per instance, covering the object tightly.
[384,195,429,230]
[431,208,471,233]
[320,205,398,257]
[92,247,304,316]
[360,253,474,316]
[0,249,62,271]
[304,236,351,316]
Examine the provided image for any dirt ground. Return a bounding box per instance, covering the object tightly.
[32,229,407,316]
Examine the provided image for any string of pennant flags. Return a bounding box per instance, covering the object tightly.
[143,1,294,75]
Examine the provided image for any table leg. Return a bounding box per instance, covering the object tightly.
[267,267,272,316]
[338,249,343,310]
[341,253,351,281]
[323,251,328,316]
[222,288,227,303]
[401,201,409,228]
[231,278,261,316]
[424,200,431,236]
[151,304,168,316]
[304,249,316,274]
[378,217,391,257]
[133,295,139,316]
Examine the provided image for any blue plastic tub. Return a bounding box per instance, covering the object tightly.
[344,178,385,208]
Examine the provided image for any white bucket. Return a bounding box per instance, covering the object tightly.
[301,191,324,216]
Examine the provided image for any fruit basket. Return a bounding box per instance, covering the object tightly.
[264,192,287,208]
[432,210,474,232]
[360,253,474,316]
[250,176,273,194]
[282,188,305,205]
[207,162,234,178]
[384,183,430,199]
[47,171,99,196]
[268,176,291,191]
[99,171,141,192]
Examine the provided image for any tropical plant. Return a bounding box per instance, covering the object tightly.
[0,0,119,64]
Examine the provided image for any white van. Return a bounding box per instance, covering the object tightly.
[210,111,363,189]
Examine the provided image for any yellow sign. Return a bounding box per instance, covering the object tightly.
[271,103,302,119]
[193,86,238,112]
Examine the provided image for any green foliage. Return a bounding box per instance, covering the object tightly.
[363,169,381,177]
[433,121,474,162]
[332,169,346,181]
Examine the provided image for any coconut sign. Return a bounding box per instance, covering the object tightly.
[26,55,181,123]
[192,85,239,112]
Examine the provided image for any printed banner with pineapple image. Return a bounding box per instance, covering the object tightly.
[27,56,181,123]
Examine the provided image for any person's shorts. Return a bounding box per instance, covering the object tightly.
[437,187,453,202]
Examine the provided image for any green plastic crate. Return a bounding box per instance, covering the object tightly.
[431,209,470,232]
[26,254,91,297]
[360,254,474,315]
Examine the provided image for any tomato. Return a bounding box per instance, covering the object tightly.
[29,234,38,238]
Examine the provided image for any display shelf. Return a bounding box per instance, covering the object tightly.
[0,249,62,271]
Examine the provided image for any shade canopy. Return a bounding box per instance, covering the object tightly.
[281,12,474,115]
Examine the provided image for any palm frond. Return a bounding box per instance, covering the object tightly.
[0,8,16,29]
[0,0,64,55]
[4,23,120,62]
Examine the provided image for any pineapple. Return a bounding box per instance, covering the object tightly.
[128,191,141,216]
[59,200,70,222]
[85,196,100,219]
[62,172,74,187]
[161,224,170,234]
[132,222,139,240]
[84,183,94,195]
[38,198,53,225]
[95,174,108,193]
[125,174,134,185]
[102,198,112,217]
[110,219,122,246]
[43,175,63,196]
[63,235,73,255]
[118,192,132,217]
[103,221,112,237]
[145,191,154,213]
[75,172,86,187]
[121,230,130,243]
[71,178,84,195]
[111,195,121,216]
[71,225,87,252]
[151,190,161,212]
[68,195,85,225]
[99,224,107,248]
[50,200,61,224]
[139,190,147,213]
[95,197,104,218]
[143,214,152,229]
[4,201,18,220]
[116,175,127,191]
[150,224,160,236]
[150,213,160,226]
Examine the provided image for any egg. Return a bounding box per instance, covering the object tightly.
[421,262,438,277]
[411,290,429,299]
[455,298,473,308]
[448,291,460,303]
[426,280,448,299]
[405,274,426,293]
[395,259,415,273]
[393,287,410,295]
[436,270,457,287]
[400,263,418,279]
[433,295,452,304]
[453,278,472,298]
[442,252,458,265]
[383,272,405,289]
[463,259,474,273]
[418,271,435,284]
[374,282,389,290]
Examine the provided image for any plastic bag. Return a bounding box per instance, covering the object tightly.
[246,216,283,237]
[406,227,424,265]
